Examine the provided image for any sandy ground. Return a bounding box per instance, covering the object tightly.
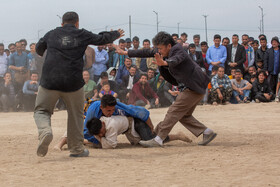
[0,102,280,187]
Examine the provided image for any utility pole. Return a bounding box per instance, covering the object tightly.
[258,6,264,34]
[37,29,43,40]
[202,15,208,43]
[258,20,262,34]
[177,22,180,35]
[56,15,62,23]
[129,15,132,39]
[105,25,108,31]
[153,11,159,34]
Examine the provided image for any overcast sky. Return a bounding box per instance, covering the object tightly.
[1,0,279,48]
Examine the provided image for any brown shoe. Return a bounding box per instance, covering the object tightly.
[198,132,217,146]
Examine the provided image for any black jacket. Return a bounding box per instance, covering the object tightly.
[36,24,120,92]
[128,44,210,94]
[252,79,273,95]
[121,74,139,90]
[225,44,246,74]
[189,51,205,68]
[264,47,280,74]
[256,47,267,63]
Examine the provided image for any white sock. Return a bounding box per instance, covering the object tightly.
[154,136,163,145]
[203,128,213,135]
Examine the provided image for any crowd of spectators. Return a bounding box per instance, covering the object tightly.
[0,32,279,112]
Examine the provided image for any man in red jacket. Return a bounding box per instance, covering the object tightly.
[128,73,159,109]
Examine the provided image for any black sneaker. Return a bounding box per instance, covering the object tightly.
[69,149,89,157]
[198,132,217,146]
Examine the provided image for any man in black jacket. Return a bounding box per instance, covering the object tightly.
[188,43,205,70]
[34,11,123,157]
[114,32,216,147]
[252,70,274,102]
[225,34,246,75]
[264,36,280,94]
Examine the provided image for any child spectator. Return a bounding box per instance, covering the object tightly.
[99,81,117,98]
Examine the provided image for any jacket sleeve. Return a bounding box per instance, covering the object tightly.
[36,32,49,56]
[88,30,120,46]
[263,50,269,71]
[166,47,186,67]
[128,48,156,58]
[197,52,205,68]
[236,46,246,66]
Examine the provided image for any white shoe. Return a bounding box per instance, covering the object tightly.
[275,97,279,102]
[139,139,163,148]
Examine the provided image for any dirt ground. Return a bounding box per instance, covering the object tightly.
[0,102,280,187]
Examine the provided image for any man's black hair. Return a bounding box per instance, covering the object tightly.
[258,34,267,39]
[214,34,221,40]
[129,65,137,70]
[248,65,256,70]
[101,94,117,108]
[8,43,15,49]
[200,41,208,46]
[19,39,27,45]
[30,71,39,76]
[143,39,150,44]
[152,31,176,46]
[260,37,267,42]
[235,69,242,74]
[242,34,249,38]
[125,57,132,62]
[140,73,148,79]
[193,34,200,39]
[252,40,259,45]
[172,33,179,38]
[212,65,219,72]
[119,39,125,44]
[62,11,79,25]
[218,66,225,70]
[232,34,239,38]
[100,71,108,79]
[258,70,266,77]
[29,43,36,47]
[189,43,196,48]
[181,32,188,37]
[222,37,230,43]
[133,36,139,42]
[147,68,155,72]
[0,43,4,48]
[86,117,102,135]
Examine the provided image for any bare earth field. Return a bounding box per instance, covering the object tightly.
[0,102,280,187]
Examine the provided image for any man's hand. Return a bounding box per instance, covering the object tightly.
[113,44,128,55]
[117,29,125,39]
[264,93,271,100]
[219,85,224,88]
[155,98,159,105]
[218,93,223,100]
[152,53,168,66]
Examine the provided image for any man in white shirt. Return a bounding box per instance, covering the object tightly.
[87,116,192,149]
[0,43,8,83]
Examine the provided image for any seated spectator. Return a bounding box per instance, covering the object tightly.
[207,65,219,104]
[0,72,15,112]
[83,70,97,100]
[165,82,179,104]
[147,68,156,84]
[256,61,264,73]
[210,66,232,105]
[231,69,252,103]
[106,67,117,81]
[252,70,275,103]
[128,73,159,108]
[135,39,157,73]
[119,65,139,103]
[151,74,173,107]
[22,72,39,111]
[244,66,257,81]
[188,43,205,69]
[99,82,118,98]
[97,72,118,94]
[228,68,236,79]
[115,58,133,85]
[275,72,280,102]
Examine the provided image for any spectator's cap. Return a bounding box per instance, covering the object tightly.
[249,37,254,42]
[125,38,132,43]
[271,36,279,44]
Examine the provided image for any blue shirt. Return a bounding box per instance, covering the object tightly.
[115,64,130,85]
[22,80,39,95]
[93,48,108,76]
[9,51,29,68]
[273,50,280,75]
[206,45,227,71]
[83,101,150,143]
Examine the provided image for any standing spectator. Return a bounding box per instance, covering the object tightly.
[84,46,95,79]
[258,34,272,49]
[92,45,108,82]
[128,73,159,108]
[222,37,230,46]
[115,58,133,85]
[8,43,16,55]
[5,49,10,57]
[28,43,45,77]
[135,39,157,73]
[188,43,204,69]
[252,40,259,65]
[125,38,132,50]
[0,72,15,112]
[210,66,232,105]
[231,69,252,103]
[132,36,140,50]
[22,72,39,112]
[106,43,116,68]
[193,34,201,51]
[114,39,128,69]
[19,39,30,54]
[206,34,227,73]
[252,70,274,102]
[172,34,179,41]
[180,32,189,50]
[255,37,268,71]
[275,72,280,102]
[242,34,255,72]
[0,43,8,83]
[225,34,246,75]
[201,41,209,74]
[264,36,280,94]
